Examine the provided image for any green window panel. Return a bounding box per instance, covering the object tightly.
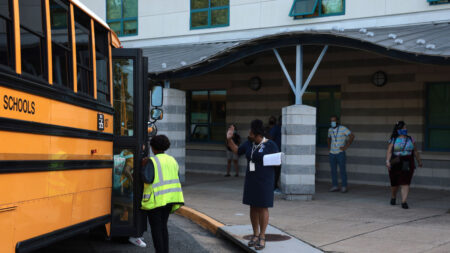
[426,83,450,151]
[107,0,121,20]
[211,8,228,26]
[289,0,319,16]
[123,20,137,35]
[191,11,208,27]
[189,90,227,143]
[107,0,138,36]
[428,0,450,5]
[290,0,345,19]
[192,0,209,9]
[190,0,229,29]
[303,86,341,146]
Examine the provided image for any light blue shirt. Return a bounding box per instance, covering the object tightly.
[328,126,351,154]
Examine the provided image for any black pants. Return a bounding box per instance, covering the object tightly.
[147,205,172,253]
[274,166,281,190]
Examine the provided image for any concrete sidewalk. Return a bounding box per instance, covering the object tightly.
[181,172,450,253]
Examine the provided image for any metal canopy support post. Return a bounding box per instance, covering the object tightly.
[273,49,296,94]
[295,45,302,105]
[273,45,328,105]
[301,45,328,95]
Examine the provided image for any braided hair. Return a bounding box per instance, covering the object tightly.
[390,121,406,140]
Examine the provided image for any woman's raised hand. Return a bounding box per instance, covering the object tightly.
[226,125,235,140]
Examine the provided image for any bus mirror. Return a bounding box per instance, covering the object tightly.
[148,122,157,138]
[151,108,163,121]
[151,86,163,107]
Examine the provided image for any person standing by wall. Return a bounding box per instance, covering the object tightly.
[386,121,422,209]
[227,120,279,250]
[225,124,241,177]
[327,115,355,193]
[267,116,282,192]
[141,135,184,253]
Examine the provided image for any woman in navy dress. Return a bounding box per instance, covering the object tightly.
[227,119,279,250]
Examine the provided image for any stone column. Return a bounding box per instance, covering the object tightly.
[281,105,316,200]
[155,88,186,183]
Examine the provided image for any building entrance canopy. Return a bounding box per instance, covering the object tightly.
[145,21,450,80]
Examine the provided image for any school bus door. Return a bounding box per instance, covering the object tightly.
[111,48,149,237]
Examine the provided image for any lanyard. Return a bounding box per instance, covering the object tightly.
[332,126,340,142]
[251,137,266,159]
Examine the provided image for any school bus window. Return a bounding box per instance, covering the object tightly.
[95,23,110,103]
[50,0,67,29]
[0,0,13,68]
[50,0,72,89]
[113,58,134,136]
[74,6,93,96]
[19,0,47,79]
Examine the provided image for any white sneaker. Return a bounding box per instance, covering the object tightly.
[129,237,147,248]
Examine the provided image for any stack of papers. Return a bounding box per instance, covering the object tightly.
[263,152,284,166]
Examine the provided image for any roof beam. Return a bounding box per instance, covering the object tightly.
[273,48,296,94]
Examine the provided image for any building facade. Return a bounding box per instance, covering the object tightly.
[82,0,450,191]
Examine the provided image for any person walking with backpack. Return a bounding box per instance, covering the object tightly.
[386,121,423,209]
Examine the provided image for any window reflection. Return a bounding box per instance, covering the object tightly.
[113,59,134,136]
[74,6,93,96]
[50,0,72,89]
[189,90,226,142]
[112,148,135,225]
[0,0,13,68]
[19,0,45,78]
[95,23,110,103]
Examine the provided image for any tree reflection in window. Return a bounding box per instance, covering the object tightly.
[113,59,134,136]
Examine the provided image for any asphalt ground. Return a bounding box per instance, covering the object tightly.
[34,214,244,253]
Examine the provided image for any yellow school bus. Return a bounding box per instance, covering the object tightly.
[0,0,152,252]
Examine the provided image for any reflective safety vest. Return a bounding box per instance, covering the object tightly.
[141,154,184,213]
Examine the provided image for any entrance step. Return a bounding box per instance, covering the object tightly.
[218,225,323,253]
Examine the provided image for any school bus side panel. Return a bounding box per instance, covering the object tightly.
[0,169,112,245]
[0,86,113,134]
[0,207,15,253]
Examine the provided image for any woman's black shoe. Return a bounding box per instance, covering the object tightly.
[390,198,396,205]
[255,237,266,250]
[248,235,258,247]
[401,202,409,209]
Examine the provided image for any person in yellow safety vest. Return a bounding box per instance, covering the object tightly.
[141,135,184,253]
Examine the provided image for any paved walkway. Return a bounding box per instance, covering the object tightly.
[182,172,450,253]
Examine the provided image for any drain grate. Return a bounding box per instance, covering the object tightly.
[243,234,291,242]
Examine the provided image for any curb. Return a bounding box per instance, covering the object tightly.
[175,206,224,234]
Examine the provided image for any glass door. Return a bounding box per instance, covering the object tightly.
[111,48,148,237]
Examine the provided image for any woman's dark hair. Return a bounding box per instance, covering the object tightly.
[150,135,171,151]
[231,123,238,131]
[390,121,406,140]
[250,119,265,137]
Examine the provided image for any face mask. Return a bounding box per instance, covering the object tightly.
[331,122,337,128]
[397,129,408,136]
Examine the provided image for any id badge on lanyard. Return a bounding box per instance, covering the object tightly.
[249,162,255,171]
[250,138,266,172]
